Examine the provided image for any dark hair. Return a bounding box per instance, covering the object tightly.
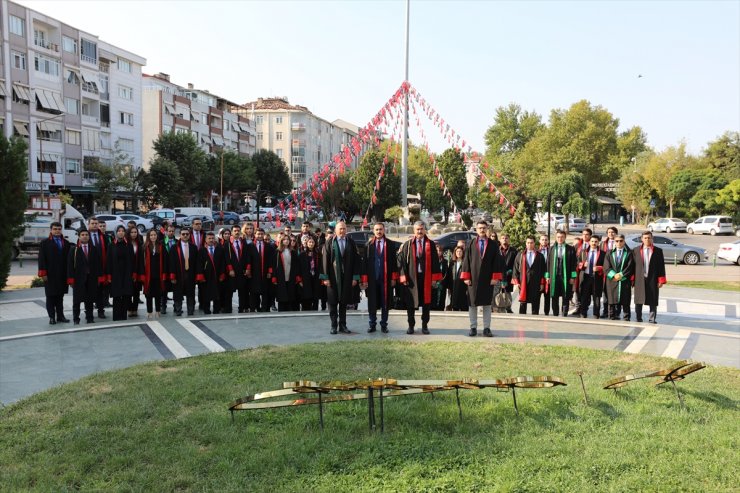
[525,236,536,242]
[206,231,215,237]
[555,229,566,236]
[641,230,653,237]
[50,221,62,229]
[144,228,160,251]
[591,235,601,241]
[231,225,241,231]
[476,220,488,227]
[583,228,592,235]
[607,226,618,234]
[256,228,265,233]
[303,221,312,227]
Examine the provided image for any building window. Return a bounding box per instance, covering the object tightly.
[82,129,100,151]
[66,159,81,174]
[12,51,26,70]
[175,127,188,135]
[117,138,134,152]
[66,130,81,146]
[119,112,134,126]
[117,58,132,73]
[34,54,60,76]
[255,115,263,125]
[275,116,283,124]
[37,126,62,143]
[100,133,111,149]
[276,132,283,141]
[276,149,283,159]
[66,69,80,85]
[257,132,263,141]
[62,36,77,53]
[118,85,133,100]
[80,38,97,64]
[9,16,24,37]
[37,157,57,173]
[65,97,79,115]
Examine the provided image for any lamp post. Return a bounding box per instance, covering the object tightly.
[37,112,65,209]
[246,185,272,230]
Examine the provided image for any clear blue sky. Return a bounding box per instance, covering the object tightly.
[19,0,740,155]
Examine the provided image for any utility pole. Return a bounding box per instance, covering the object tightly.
[401,0,410,208]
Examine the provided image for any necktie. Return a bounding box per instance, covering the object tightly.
[209,246,214,256]
[528,251,533,267]
[55,237,62,250]
[616,250,622,265]
[92,233,97,247]
[83,244,88,257]
[340,239,345,256]
[235,240,240,257]
[184,244,189,271]
[589,251,595,274]
[644,248,650,278]
[258,242,262,255]
[417,240,422,258]
[609,240,614,250]
[378,240,383,256]
[479,239,485,256]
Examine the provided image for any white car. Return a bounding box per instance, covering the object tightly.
[555,217,587,233]
[686,216,735,236]
[94,214,126,232]
[241,207,275,222]
[717,240,740,265]
[647,218,687,233]
[119,214,154,234]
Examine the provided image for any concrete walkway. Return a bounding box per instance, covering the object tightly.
[1,287,738,405]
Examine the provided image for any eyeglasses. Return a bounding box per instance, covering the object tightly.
[182,233,190,236]
[615,240,624,243]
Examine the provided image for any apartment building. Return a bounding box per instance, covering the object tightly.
[243,97,360,185]
[142,73,256,170]
[1,0,145,211]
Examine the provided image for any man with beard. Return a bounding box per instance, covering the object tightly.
[512,236,547,315]
[321,221,360,334]
[461,221,503,336]
[246,228,275,312]
[38,222,71,324]
[361,223,398,333]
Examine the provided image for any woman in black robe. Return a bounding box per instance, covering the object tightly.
[127,226,144,317]
[142,229,165,319]
[448,245,469,311]
[299,236,322,310]
[108,226,134,321]
[273,235,301,311]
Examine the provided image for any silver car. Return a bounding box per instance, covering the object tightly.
[625,234,708,265]
[647,217,687,233]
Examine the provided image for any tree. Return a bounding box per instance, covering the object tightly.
[317,171,361,222]
[148,157,183,207]
[703,131,740,181]
[0,136,28,290]
[352,149,401,222]
[715,179,740,220]
[152,132,208,202]
[538,171,591,233]
[434,148,468,222]
[251,149,292,198]
[86,152,135,212]
[205,151,256,209]
[484,103,543,156]
[501,202,538,251]
[641,144,699,217]
[384,206,404,223]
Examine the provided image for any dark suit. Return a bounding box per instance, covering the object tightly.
[545,243,577,316]
[362,237,398,330]
[169,241,197,315]
[512,250,546,315]
[88,229,109,315]
[603,248,634,320]
[38,235,71,320]
[196,245,226,314]
[577,248,605,318]
[246,240,275,312]
[321,236,361,330]
[67,243,103,322]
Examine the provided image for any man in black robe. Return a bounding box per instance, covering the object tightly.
[38,221,71,324]
[632,230,666,323]
[603,234,634,321]
[190,217,206,312]
[512,236,547,315]
[88,217,109,319]
[398,221,442,334]
[196,232,226,314]
[230,225,250,313]
[321,221,360,334]
[169,228,197,316]
[461,221,502,336]
[498,233,518,314]
[361,223,398,333]
[577,236,605,318]
[160,224,177,314]
[67,229,103,324]
[544,230,577,317]
[246,228,275,312]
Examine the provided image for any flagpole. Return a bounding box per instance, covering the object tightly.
[401,0,410,208]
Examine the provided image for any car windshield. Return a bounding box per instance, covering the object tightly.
[669,218,683,222]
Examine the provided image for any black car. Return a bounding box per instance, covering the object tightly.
[212,211,240,225]
[434,230,477,254]
[346,230,374,259]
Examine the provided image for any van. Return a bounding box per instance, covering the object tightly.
[175,207,213,218]
[148,208,176,224]
[686,216,735,236]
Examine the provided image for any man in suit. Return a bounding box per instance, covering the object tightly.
[600,226,618,317]
[512,236,547,315]
[190,217,206,311]
[230,225,250,312]
[572,228,593,315]
[361,222,398,333]
[320,221,361,334]
[544,230,577,317]
[246,228,275,312]
[66,229,104,324]
[196,232,226,314]
[88,217,109,319]
[38,221,72,324]
[577,236,605,318]
[397,221,442,334]
[461,221,503,336]
[603,234,634,321]
[538,234,551,315]
[498,234,517,314]
[169,228,197,316]
[632,230,667,323]
[160,224,177,314]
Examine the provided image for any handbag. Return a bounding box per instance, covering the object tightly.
[495,291,512,309]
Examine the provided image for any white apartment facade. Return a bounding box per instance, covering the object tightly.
[142,73,256,170]
[1,0,145,210]
[244,97,360,186]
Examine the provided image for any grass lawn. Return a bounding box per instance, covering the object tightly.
[670,280,740,292]
[1,342,738,492]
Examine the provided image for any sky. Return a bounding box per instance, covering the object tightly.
[18,0,740,156]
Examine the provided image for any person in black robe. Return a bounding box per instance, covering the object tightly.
[66,230,102,324]
[169,228,197,316]
[361,223,398,333]
[632,231,667,323]
[160,224,177,314]
[512,236,547,315]
[273,235,301,311]
[397,221,442,335]
[577,236,606,318]
[320,221,360,334]
[217,229,236,314]
[498,234,518,314]
[544,230,578,317]
[107,226,134,321]
[599,226,619,317]
[432,244,449,311]
[38,221,72,324]
[447,245,469,311]
[196,232,226,314]
[461,221,503,337]
[142,229,166,319]
[299,236,322,311]
[603,234,634,321]
[538,234,551,315]
[87,217,109,319]
[246,228,275,312]
[230,225,249,313]
[190,218,207,312]
[127,226,144,318]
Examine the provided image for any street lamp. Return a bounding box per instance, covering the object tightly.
[36,112,65,209]
[245,185,272,230]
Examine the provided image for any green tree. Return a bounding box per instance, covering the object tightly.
[148,158,183,207]
[87,144,137,212]
[251,149,292,197]
[715,179,740,220]
[206,151,256,209]
[501,202,538,251]
[484,103,543,155]
[434,148,468,221]
[703,131,740,181]
[0,136,28,289]
[353,149,401,222]
[317,171,361,222]
[152,132,208,202]
[538,171,590,233]
[642,144,699,217]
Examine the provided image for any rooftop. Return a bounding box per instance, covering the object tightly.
[243,97,311,113]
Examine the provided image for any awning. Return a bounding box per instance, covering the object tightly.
[596,195,622,205]
[190,113,199,121]
[80,73,98,91]
[66,186,97,195]
[0,80,6,97]
[37,121,62,133]
[12,84,31,102]
[212,135,224,146]
[200,135,213,145]
[37,153,60,163]
[35,89,64,113]
[14,122,29,137]
[164,103,176,114]
[237,122,250,132]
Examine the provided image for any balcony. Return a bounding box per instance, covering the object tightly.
[34,38,59,52]
[99,62,109,73]
[291,123,305,131]
[291,139,306,147]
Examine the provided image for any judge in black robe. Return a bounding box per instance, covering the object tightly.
[196,232,226,314]
[361,224,398,333]
[218,229,236,313]
[632,232,667,323]
[107,226,134,321]
[603,236,634,321]
[66,230,102,324]
[320,222,360,334]
[576,237,606,318]
[432,244,449,311]
[229,226,250,313]
[512,237,547,315]
[38,222,72,324]
[141,230,166,317]
[461,221,503,336]
[544,231,578,317]
[498,234,518,314]
[273,237,301,311]
[246,229,275,312]
[397,222,442,334]
[447,245,469,311]
[169,229,198,316]
[298,238,322,311]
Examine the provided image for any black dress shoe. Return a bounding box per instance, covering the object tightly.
[73,319,80,325]
[339,326,351,334]
[421,327,430,335]
[58,317,70,323]
[636,318,643,323]
[49,318,56,325]
[649,320,657,324]
[367,326,376,333]
[468,328,477,337]
[406,327,414,334]
[86,318,94,323]
[204,310,212,315]
[161,308,167,314]
[98,312,107,319]
[483,328,493,337]
[330,327,338,335]
[175,311,183,316]
[381,326,389,334]
[187,311,194,316]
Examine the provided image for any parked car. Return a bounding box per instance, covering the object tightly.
[686,216,735,236]
[434,231,478,255]
[241,207,276,222]
[536,214,565,231]
[555,217,587,233]
[624,234,707,265]
[647,218,687,233]
[174,213,188,226]
[147,208,176,226]
[94,214,127,232]
[346,230,374,259]
[717,240,740,265]
[179,215,215,231]
[119,214,154,234]
[212,211,240,225]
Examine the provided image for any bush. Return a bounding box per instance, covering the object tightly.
[461,212,473,229]
[30,276,45,288]
[384,206,404,223]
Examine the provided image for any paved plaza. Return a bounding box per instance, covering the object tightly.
[1,285,738,405]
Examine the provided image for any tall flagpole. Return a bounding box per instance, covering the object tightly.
[401,0,410,208]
